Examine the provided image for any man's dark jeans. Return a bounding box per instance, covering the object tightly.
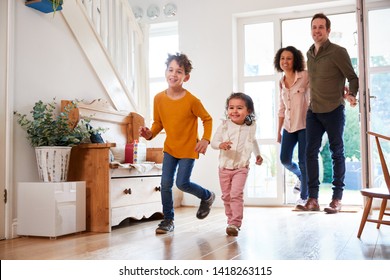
[306,105,346,200]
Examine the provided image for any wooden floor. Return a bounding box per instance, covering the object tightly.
[1,206,389,260]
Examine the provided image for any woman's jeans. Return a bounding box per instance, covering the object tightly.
[280,128,308,200]
[306,105,346,200]
[161,152,210,220]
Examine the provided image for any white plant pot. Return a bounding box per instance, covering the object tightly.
[35,146,72,182]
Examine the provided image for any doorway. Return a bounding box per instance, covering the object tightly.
[281,12,362,205]
[237,2,390,206]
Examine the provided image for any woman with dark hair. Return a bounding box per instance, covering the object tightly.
[274,46,310,209]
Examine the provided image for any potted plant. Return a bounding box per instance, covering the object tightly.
[25,0,63,14]
[14,98,105,182]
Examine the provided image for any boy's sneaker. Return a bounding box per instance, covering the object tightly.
[155,219,174,234]
[196,192,215,219]
[293,180,301,194]
[226,224,240,236]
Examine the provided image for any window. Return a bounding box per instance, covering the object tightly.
[244,22,275,76]
[368,8,390,136]
[148,22,179,124]
[238,20,281,205]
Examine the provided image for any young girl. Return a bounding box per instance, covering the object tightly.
[211,92,263,236]
[139,53,215,234]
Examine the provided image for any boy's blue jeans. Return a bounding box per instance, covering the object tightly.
[306,105,346,200]
[280,128,308,200]
[161,152,211,220]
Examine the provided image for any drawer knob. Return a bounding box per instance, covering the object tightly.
[155,186,161,192]
[123,188,132,195]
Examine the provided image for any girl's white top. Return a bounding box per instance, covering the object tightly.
[211,119,261,169]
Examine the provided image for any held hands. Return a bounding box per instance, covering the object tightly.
[345,94,358,107]
[139,126,153,140]
[343,86,358,107]
[195,139,209,155]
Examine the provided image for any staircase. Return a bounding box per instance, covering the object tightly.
[61,0,144,112]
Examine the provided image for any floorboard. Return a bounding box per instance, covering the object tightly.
[1,206,389,260]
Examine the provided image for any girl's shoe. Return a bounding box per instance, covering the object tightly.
[226,224,240,236]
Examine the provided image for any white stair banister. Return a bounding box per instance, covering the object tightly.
[61,0,144,112]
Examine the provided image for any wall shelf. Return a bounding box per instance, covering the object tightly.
[25,0,63,14]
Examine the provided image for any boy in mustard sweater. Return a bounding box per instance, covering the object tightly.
[139,53,215,234]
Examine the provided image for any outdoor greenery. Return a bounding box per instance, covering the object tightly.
[320,105,361,183]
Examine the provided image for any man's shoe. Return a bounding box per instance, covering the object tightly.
[226,224,240,236]
[295,198,320,211]
[196,192,215,219]
[155,219,174,234]
[324,199,342,214]
[294,198,307,210]
[296,198,307,206]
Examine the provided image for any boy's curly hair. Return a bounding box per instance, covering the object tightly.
[166,52,193,75]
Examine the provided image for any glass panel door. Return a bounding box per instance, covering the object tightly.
[367,8,390,190]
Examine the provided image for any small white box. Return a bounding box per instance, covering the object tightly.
[17,181,86,238]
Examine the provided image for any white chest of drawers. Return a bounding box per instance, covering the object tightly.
[110,166,162,226]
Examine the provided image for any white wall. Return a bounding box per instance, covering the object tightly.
[11,0,109,233]
[13,0,108,185]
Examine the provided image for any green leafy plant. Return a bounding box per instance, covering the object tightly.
[51,0,63,10]
[50,0,63,15]
[14,99,105,147]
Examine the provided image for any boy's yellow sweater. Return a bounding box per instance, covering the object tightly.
[150,90,212,159]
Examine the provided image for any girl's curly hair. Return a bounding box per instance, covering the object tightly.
[225,92,256,125]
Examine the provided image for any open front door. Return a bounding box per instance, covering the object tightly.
[360,5,390,190]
